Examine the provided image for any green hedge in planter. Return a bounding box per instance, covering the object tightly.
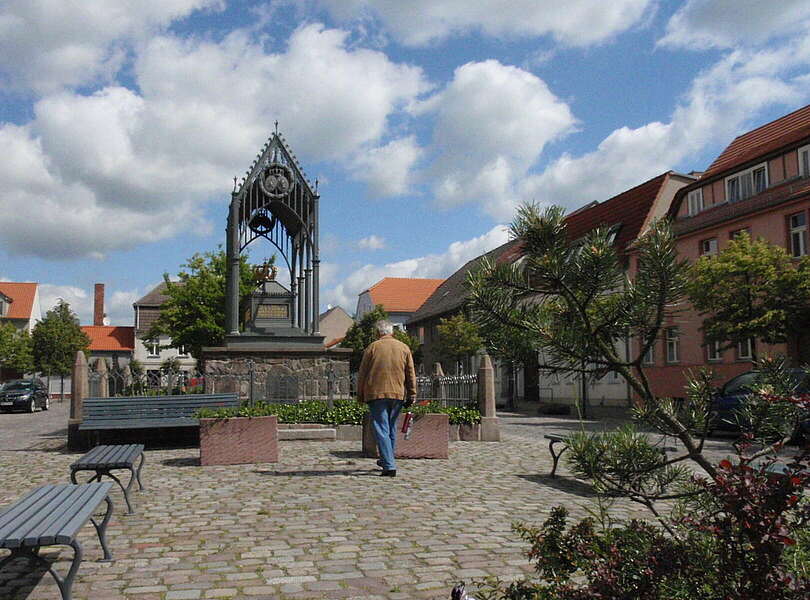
[197,398,481,426]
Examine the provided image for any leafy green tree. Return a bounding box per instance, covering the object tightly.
[0,323,34,375]
[465,204,810,599]
[149,249,261,361]
[436,313,482,373]
[342,305,388,372]
[687,232,810,361]
[342,305,422,371]
[32,300,90,383]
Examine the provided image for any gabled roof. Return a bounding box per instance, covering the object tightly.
[564,172,671,253]
[0,282,38,320]
[81,326,135,352]
[319,305,351,320]
[134,281,179,307]
[408,241,521,324]
[409,172,680,325]
[362,278,445,313]
[702,103,810,179]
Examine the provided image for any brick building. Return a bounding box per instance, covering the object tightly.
[640,104,810,399]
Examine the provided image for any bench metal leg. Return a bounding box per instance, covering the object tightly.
[133,451,146,492]
[0,543,83,600]
[71,467,137,514]
[106,470,134,514]
[549,439,569,477]
[89,495,114,562]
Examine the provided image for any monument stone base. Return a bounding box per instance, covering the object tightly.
[202,345,353,403]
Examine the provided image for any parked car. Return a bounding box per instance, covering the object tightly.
[0,379,50,412]
[709,369,809,439]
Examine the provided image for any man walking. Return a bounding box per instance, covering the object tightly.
[357,320,417,477]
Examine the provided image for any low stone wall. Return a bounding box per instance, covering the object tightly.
[362,413,449,459]
[199,415,279,466]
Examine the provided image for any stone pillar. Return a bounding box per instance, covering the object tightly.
[96,357,109,398]
[68,351,88,450]
[478,354,500,441]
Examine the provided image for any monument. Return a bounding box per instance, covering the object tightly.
[202,126,351,402]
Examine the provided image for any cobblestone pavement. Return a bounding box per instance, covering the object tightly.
[0,404,743,600]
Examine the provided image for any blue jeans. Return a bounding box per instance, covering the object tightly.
[369,398,404,471]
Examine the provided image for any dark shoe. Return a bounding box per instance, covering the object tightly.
[376,459,385,468]
[380,470,397,477]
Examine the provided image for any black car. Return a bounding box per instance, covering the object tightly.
[0,379,50,412]
[710,369,809,437]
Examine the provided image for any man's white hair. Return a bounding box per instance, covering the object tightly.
[375,320,394,336]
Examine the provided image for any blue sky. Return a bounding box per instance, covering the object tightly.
[2,0,810,326]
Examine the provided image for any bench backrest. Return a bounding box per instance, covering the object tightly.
[82,393,240,423]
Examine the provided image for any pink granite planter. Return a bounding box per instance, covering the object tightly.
[199,415,279,466]
[362,413,449,459]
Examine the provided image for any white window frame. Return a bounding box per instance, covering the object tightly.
[666,327,679,363]
[146,339,160,358]
[725,162,768,203]
[707,340,722,362]
[700,237,718,256]
[0,299,5,317]
[790,211,807,258]
[687,188,704,216]
[799,143,810,178]
[641,341,654,365]
[737,338,753,360]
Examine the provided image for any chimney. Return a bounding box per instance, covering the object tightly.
[93,283,105,326]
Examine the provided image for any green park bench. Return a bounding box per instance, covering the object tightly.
[70,444,145,514]
[0,483,115,600]
[77,393,240,446]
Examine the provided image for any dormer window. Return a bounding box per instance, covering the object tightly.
[725,162,768,203]
[800,144,810,178]
[0,298,5,317]
[686,188,704,216]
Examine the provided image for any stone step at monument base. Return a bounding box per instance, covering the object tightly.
[278,428,336,441]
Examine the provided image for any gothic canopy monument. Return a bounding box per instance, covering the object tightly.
[224,125,323,347]
[204,126,351,402]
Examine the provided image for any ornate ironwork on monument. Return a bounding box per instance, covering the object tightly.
[224,124,323,347]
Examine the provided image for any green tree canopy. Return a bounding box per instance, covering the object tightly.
[148,249,262,361]
[687,232,810,359]
[435,313,482,372]
[342,305,421,371]
[0,323,34,375]
[32,300,90,376]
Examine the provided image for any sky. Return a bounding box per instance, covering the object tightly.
[2,0,810,327]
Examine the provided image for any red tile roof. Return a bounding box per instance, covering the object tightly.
[702,104,810,179]
[0,282,38,320]
[364,277,445,313]
[563,172,671,254]
[81,326,135,352]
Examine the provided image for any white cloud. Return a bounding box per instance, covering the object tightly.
[322,224,509,309]
[320,0,652,47]
[357,235,386,250]
[519,39,810,210]
[0,0,222,93]
[660,0,810,50]
[418,60,576,219]
[0,24,429,258]
[350,136,422,197]
[37,284,90,323]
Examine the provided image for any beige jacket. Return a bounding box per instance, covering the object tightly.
[357,335,417,402]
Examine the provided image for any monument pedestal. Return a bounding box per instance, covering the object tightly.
[202,345,352,403]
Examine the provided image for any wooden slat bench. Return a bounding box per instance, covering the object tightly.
[544,432,677,478]
[70,445,145,514]
[0,483,114,600]
[78,393,240,446]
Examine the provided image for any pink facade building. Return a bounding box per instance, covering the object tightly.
[640,104,810,399]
